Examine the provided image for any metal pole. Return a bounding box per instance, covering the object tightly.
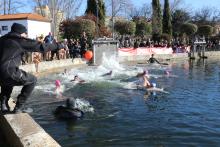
[51,0,56,38]
[96,0,99,39]
[112,0,114,39]
[4,0,6,14]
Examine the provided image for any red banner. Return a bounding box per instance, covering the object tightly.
[118,47,173,56]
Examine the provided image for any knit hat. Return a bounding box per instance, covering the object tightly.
[11,23,27,34]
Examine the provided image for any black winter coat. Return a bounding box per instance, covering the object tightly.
[0,32,58,78]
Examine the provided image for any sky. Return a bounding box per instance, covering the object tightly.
[132,0,220,10]
[21,0,220,16]
[77,0,220,16]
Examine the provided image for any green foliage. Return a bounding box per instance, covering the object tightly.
[135,21,152,36]
[161,33,172,42]
[162,0,172,36]
[85,0,96,15]
[59,19,96,40]
[180,23,198,36]
[152,0,162,36]
[197,25,213,37]
[99,0,106,26]
[152,33,161,42]
[172,9,191,37]
[115,20,136,35]
[85,0,106,27]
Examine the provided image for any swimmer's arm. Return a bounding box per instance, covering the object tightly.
[154,58,160,64]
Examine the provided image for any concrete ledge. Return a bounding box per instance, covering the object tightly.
[0,113,60,147]
[20,58,86,73]
[118,51,220,62]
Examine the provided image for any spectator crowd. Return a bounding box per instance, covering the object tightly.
[22,31,88,65]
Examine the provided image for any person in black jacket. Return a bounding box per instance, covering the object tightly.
[0,23,59,113]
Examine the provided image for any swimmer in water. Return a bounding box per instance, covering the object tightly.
[101,70,112,77]
[147,54,160,64]
[62,69,67,75]
[136,70,148,78]
[54,98,84,120]
[136,70,152,88]
[142,75,152,88]
[70,75,85,83]
[55,80,62,97]
[164,70,170,76]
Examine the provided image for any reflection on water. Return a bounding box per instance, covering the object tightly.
[27,58,220,146]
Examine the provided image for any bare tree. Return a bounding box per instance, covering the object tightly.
[139,3,152,19]
[33,0,82,18]
[0,0,4,14]
[0,0,25,14]
[193,7,220,26]
[129,6,141,18]
[107,0,124,17]
[61,0,83,19]
[170,0,183,12]
[105,0,133,18]
[128,2,152,20]
[32,0,83,37]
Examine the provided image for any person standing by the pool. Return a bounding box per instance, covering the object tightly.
[44,32,54,61]
[80,31,87,57]
[0,23,59,113]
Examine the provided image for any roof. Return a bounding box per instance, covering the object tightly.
[0,13,50,22]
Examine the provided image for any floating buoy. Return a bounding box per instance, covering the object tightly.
[84,50,93,61]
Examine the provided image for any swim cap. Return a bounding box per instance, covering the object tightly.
[152,83,156,88]
[55,80,61,87]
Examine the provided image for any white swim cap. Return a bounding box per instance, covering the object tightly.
[152,83,156,87]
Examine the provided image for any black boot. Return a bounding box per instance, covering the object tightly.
[1,96,10,113]
[13,100,33,114]
[13,99,23,113]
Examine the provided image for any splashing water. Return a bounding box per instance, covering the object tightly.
[99,53,124,71]
[73,98,94,113]
[55,85,65,98]
[63,54,126,83]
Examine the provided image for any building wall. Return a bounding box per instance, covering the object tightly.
[214,24,220,36]
[0,20,27,36]
[0,19,51,39]
[27,20,51,39]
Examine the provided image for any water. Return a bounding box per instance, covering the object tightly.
[26,57,220,146]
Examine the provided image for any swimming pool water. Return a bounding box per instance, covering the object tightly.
[28,59,220,146]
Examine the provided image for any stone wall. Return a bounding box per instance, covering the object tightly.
[20,58,86,73]
[118,51,220,63]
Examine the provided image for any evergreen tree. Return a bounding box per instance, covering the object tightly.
[85,0,96,15]
[162,0,172,36]
[172,9,191,37]
[99,0,106,27]
[152,0,162,37]
[85,0,106,27]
